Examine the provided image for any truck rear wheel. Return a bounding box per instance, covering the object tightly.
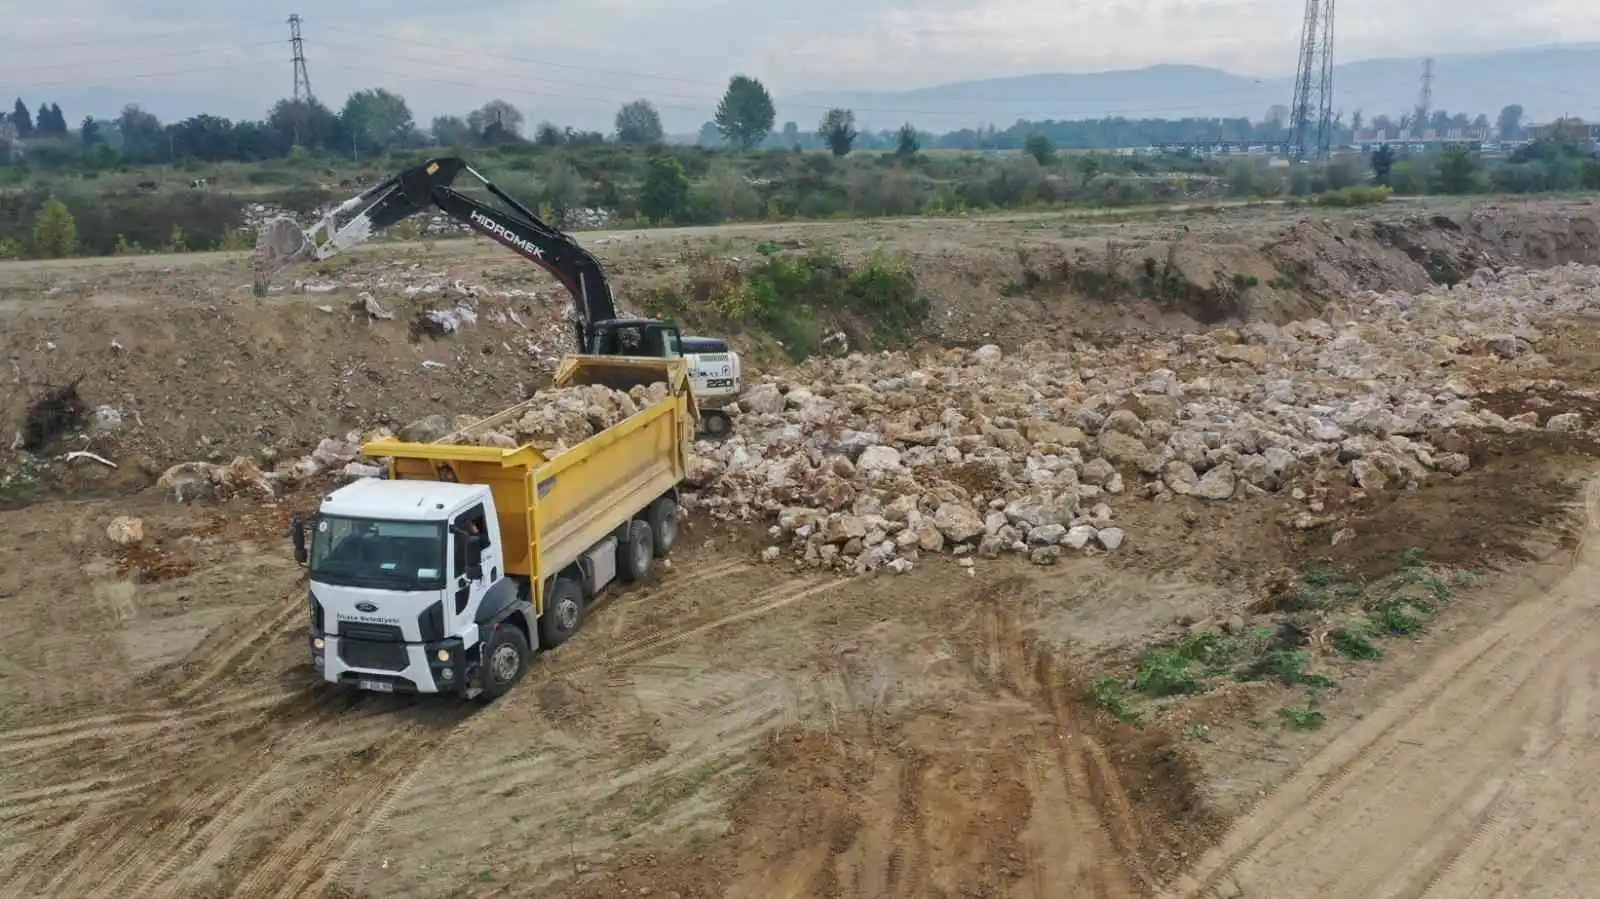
[481,623,530,700]
[538,577,584,649]
[647,497,679,557]
[619,520,654,583]
[700,410,733,440]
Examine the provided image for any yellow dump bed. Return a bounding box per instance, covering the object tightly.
[360,355,696,607]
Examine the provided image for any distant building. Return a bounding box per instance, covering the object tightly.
[1525,120,1600,143]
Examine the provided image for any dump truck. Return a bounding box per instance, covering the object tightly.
[289,355,696,700]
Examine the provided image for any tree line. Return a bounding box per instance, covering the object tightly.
[3,68,1562,172]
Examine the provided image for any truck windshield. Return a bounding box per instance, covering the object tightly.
[309,516,447,591]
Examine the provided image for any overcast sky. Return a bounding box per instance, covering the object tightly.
[1,0,1593,130]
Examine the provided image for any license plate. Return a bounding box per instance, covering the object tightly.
[357,678,395,693]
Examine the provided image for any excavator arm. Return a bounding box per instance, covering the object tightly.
[253,157,616,353]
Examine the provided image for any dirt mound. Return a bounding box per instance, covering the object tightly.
[954,200,1600,345]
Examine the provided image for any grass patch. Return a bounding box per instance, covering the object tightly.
[1278,704,1326,730]
[1092,676,1142,724]
[1135,648,1200,697]
[1331,622,1385,660]
[1084,547,1480,732]
[641,245,926,362]
[1314,185,1393,207]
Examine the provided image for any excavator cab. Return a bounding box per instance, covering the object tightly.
[586,318,683,359]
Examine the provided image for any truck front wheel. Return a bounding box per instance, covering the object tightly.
[538,577,584,649]
[481,623,530,700]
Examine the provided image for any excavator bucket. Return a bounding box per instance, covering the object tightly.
[251,217,312,296]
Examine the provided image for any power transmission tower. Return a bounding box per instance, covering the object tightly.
[287,14,314,147]
[1414,58,1434,138]
[289,14,313,103]
[1287,0,1337,160]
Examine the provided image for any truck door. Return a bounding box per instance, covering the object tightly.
[450,504,498,626]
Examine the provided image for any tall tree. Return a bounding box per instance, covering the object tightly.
[117,104,165,162]
[1435,147,1480,194]
[429,115,472,147]
[818,108,857,157]
[341,88,414,152]
[1497,104,1524,140]
[1370,144,1396,185]
[534,121,564,147]
[639,153,689,222]
[267,97,342,150]
[696,121,723,148]
[80,116,101,147]
[894,123,920,158]
[713,75,775,150]
[614,99,664,144]
[467,100,523,137]
[1024,133,1055,165]
[11,98,32,137]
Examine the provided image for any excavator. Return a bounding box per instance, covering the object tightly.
[252,156,740,437]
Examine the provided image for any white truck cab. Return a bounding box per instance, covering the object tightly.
[296,478,514,698]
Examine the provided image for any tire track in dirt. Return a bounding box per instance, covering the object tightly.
[289,560,796,898]
[8,688,352,899]
[0,686,300,753]
[171,584,307,701]
[966,597,1144,898]
[229,718,464,899]
[551,576,836,677]
[1165,480,1600,899]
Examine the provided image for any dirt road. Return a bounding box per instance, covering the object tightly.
[0,489,1222,898]
[1167,478,1600,899]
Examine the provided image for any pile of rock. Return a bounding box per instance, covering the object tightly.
[153,382,669,502]
[453,382,668,454]
[681,263,1600,573]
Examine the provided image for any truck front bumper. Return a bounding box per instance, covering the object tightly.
[310,630,475,695]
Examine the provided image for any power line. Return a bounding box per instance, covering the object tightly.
[312,21,726,89]
[0,21,281,51]
[0,41,284,75]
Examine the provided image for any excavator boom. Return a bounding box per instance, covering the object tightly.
[252,157,616,353]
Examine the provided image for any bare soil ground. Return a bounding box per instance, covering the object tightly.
[4,199,1600,898]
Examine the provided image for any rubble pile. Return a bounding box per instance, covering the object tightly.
[682,263,1600,574]
[456,382,669,453]
[151,382,669,500]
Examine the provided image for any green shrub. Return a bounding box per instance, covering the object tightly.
[1315,185,1393,207]
[31,196,77,258]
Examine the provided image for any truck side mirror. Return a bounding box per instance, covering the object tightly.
[290,515,309,567]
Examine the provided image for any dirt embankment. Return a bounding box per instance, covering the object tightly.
[962,199,1600,338]
[2,202,1597,500]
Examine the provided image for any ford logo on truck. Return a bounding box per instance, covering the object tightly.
[355,601,379,613]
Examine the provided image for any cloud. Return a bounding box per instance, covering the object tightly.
[0,0,1592,129]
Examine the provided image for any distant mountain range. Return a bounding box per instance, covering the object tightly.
[781,44,1600,133]
[27,43,1600,137]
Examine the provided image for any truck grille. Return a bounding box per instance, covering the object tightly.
[339,622,403,642]
[339,638,409,672]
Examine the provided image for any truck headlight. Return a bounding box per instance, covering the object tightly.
[436,649,451,662]
[313,637,325,650]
